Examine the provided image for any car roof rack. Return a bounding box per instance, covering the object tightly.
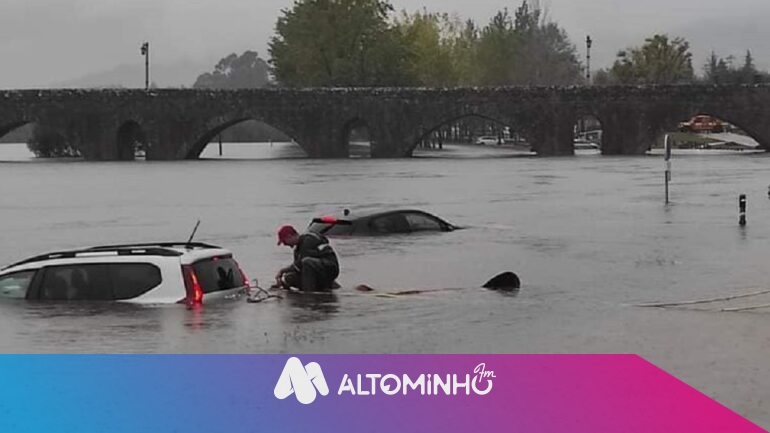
[0,242,221,271]
[85,242,222,251]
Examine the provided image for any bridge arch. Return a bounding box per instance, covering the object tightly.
[341,117,373,158]
[116,120,147,161]
[186,114,305,159]
[0,121,36,160]
[572,111,605,154]
[669,109,767,152]
[0,120,31,141]
[409,113,524,155]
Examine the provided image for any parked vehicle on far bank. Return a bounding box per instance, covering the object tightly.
[679,115,725,133]
[308,210,459,236]
[0,242,250,305]
[475,136,500,146]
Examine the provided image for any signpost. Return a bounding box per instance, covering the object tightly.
[664,134,672,205]
[740,195,747,227]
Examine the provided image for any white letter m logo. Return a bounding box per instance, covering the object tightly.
[274,357,329,404]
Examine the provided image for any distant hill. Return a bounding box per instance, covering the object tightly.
[49,58,213,89]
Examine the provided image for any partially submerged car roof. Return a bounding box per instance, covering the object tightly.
[315,209,444,220]
[1,242,224,272]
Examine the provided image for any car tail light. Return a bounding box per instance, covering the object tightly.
[182,265,204,306]
[236,262,250,288]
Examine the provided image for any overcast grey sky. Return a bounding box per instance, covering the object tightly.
[2,0,769,89]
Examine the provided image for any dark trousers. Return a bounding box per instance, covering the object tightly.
[282,257,339,292]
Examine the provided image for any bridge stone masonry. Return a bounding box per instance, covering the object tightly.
[2,85,770,160]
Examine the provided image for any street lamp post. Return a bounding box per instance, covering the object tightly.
[586,36,593,84]
[141,42,150,90]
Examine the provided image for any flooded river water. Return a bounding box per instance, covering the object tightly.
[0,142,769,427]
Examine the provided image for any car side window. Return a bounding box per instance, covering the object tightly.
[369,214,411,234]
[0,271,36,299]
[404,213,444,231]
[110,264,162,300]
[40,265,112,301]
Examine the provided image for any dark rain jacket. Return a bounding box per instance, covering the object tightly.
[283,232,339,274]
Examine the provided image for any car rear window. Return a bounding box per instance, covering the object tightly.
[0,271,36,299]
[192,257,245,293]
[308,220,353,235]
[308,223,351,235]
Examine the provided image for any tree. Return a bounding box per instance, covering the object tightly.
[609,35,694,85]
[741,50,756,81]
[475,9,518,85]
[703,51,733,84]
[269,0,409,87]
[26,125,80,158]
[511,2,582,86]
[193,51,271,89]
[702,50,770,85]
[592,68,615,86]
[451,19,480,85]
[193,52,287,143]
[394,10,462,86]
[737,50,770,84]
[474,1,582,86]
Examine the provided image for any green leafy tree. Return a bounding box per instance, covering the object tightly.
[592,68,615,86]
[610,35,694,85]
[193,51,271,89]
[512,3,582,86]
[451,19,480,85]
[269,0,408,87]
[394,10,462,86]
[475,9,518,85]
[193,52,288,142]
[474,1,582,86]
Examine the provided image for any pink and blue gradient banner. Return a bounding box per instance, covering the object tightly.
[0,355,764,433]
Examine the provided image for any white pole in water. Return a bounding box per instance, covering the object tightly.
[664,134,672,205]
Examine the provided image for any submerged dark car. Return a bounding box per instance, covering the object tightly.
[307,210,459,236]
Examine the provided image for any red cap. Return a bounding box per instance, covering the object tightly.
[277,225,298,245]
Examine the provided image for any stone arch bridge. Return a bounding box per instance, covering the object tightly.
[2,85,770,160]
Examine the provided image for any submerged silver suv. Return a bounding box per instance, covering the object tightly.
[0,242,250,305]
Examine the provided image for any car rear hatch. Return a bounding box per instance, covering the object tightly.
[181,254,249,306]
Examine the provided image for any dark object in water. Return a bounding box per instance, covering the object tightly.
[482,272,521,291]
